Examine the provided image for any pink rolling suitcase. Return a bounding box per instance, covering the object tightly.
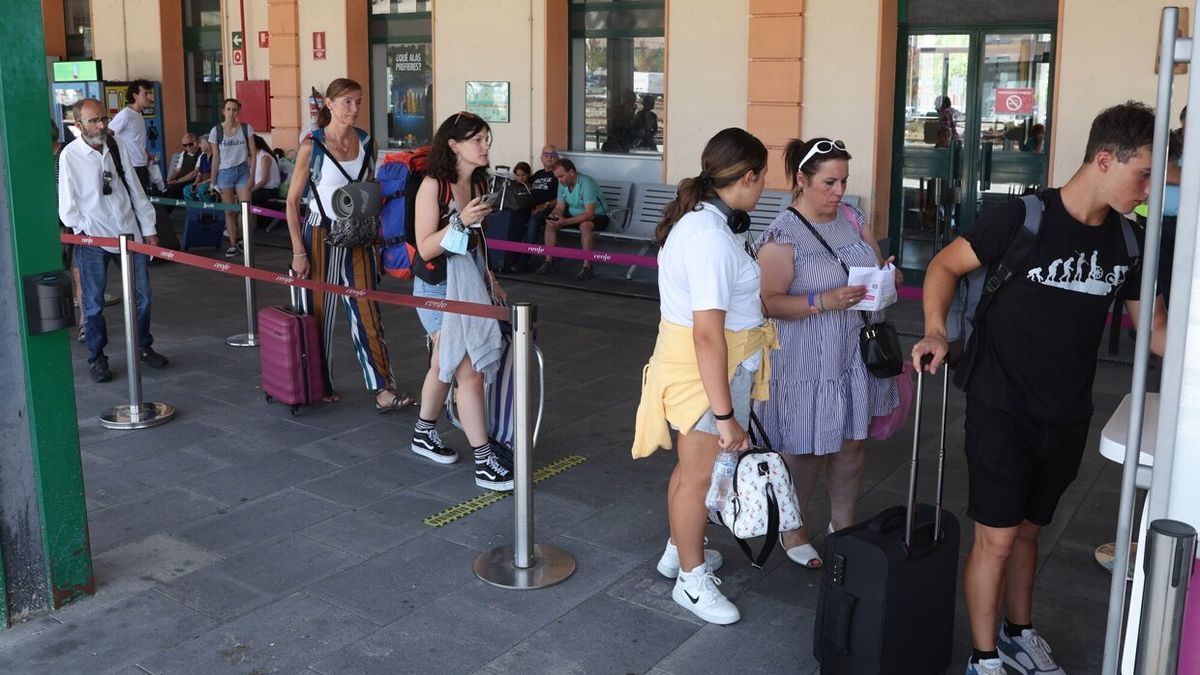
[258,290,324,414]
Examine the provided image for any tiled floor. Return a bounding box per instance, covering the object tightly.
[0,217,1142,673]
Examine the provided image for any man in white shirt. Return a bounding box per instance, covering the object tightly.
[108,79,156,189]
[58,98,169,383]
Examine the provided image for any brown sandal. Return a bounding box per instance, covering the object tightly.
[375,392,417,413]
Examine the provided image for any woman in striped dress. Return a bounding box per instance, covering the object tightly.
[754,138,899,569]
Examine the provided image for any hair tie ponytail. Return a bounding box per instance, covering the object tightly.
[697,170,712,186]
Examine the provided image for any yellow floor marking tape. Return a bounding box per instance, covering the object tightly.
[423,454,588,527]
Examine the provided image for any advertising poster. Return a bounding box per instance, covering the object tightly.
[388,44,433,148]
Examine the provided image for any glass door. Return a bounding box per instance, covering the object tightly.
[892,28,1054,277]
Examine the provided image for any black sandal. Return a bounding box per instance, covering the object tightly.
[375,392,417,413]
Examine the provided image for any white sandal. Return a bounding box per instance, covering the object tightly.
[780,534,823,568]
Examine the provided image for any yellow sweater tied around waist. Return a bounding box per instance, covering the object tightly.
[631,319,779,459]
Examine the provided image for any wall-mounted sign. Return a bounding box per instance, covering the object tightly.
[313,32,327,60]
[258,31,269,48]
[232,49,245,66]
[465,81,510,123]
[995,87,1034,115]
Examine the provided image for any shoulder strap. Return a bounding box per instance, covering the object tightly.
[240,123,250,148]
[1120,217,1140,258]
[788,206,868,327]
[974,194,1043,319]
[104,136,140,227]
[838,203,864,235]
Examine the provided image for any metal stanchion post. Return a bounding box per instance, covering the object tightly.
[1134,519,1196,674]
[226,201,259,347]
[475,303,575,589]
[99,234,175,430]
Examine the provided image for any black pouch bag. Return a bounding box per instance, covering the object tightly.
[859,320,904,378]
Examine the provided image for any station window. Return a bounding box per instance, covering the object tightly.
[182,0,223,135]
[370,2,434,149]
[63,0,93,59]
[568,0,665,155]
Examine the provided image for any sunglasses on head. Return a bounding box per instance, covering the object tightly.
[797,139,847,173]
[452,110,481,126]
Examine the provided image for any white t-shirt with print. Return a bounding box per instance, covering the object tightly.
[658,201,764,368]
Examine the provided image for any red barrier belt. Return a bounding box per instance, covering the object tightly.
[61,233,508,320]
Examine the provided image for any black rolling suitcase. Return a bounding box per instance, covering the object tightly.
[814,366,961,675]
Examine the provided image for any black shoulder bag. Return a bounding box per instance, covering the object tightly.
[791,208,903,379]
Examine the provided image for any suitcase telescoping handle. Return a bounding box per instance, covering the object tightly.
[906,355,951,549]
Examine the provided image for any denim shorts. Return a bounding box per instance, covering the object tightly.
[215,163,249,190]
[682,364,754,436]
[413,275,448,336]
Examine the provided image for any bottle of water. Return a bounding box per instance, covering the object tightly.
[705,449,739,512]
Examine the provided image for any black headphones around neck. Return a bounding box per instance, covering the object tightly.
[707,198,751,235]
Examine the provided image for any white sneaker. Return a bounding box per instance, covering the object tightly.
[672,563,740,625]
[965,657,1006,675]
[656,538,723,578]
[999,627,1066,674]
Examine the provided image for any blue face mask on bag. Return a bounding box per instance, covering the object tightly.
[441,221,471,255]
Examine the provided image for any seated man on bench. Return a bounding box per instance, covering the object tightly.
[536,158,609,281]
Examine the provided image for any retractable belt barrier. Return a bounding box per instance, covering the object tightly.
[484,239,659,269]
[147,195,240,212]
[65,232,562,590]
[249,205,287,220]
[61,232,508,320]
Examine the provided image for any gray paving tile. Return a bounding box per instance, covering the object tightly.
[84,419,235,465]
[172,490,347,556]
[75,533,223,620]
[431,492,596,553]
[298,451,450,508]
[310,535,478,625]
[313,594,538,675]
[0,615,65,652]
[454,537,641,624]
[157,533,362,622]
[88,487,227,554]
[135,593,378,675]
[290,421,404,467]
[108,447,232,490]
[480,593,697,675]
[85,470,156,509]
[654,592,819,674]
[0,590,217,675]
[300,489,454,558]
[179,450,338,506]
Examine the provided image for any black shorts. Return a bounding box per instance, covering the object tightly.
[963,397,1090,528]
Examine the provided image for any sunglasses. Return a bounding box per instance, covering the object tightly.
[797,139,847,173]
[452,110,481,126]
[102,170,113,196]
[79,116,110,125]
[541,151,559,158]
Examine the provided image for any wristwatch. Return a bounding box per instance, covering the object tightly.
[449,212,465,230]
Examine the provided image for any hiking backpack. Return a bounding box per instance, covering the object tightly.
[946,193,1140,388]
[376,146,430,280]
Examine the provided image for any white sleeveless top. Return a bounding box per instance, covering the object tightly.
[309,139,365,219]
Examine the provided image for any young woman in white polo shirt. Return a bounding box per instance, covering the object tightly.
[632,128,778,624]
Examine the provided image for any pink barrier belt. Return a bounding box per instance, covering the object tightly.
[484,238,659,268]
[61,233,508,321]
[249,205,288,220]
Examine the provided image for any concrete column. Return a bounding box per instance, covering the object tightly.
[0,0,94,627]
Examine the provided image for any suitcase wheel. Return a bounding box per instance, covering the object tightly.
[289,405,299,416]
[265,394,273,403]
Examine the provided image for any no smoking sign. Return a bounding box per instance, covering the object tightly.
[995,87,1034,115]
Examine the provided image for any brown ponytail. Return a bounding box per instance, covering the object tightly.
[656,128,767,246]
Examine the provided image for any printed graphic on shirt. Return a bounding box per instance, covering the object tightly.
[1025,250,1128,296]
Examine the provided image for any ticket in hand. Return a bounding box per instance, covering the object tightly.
[846,264,898,312]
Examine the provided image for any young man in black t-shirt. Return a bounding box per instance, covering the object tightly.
[912,102,1168,675]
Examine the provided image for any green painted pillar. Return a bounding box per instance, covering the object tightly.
[0,0,94,626]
